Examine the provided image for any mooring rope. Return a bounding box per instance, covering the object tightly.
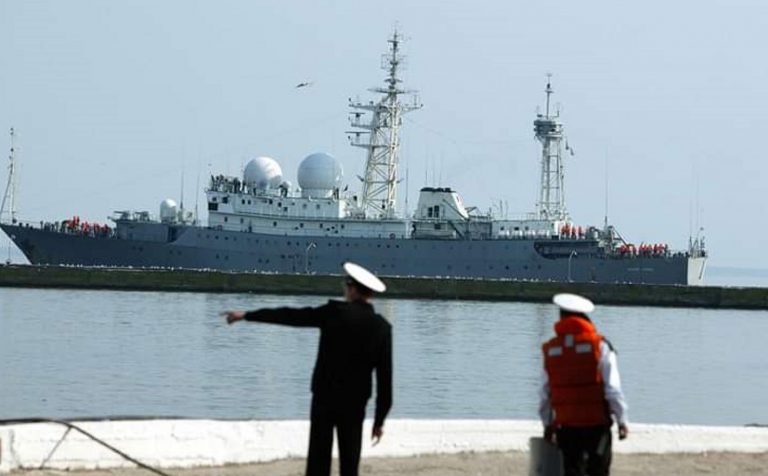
[0,418,174,476]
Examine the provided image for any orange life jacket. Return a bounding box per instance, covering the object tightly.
[542,315,611,427]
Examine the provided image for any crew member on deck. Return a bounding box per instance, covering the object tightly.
[539,293,629,476]
[222,262,393,476]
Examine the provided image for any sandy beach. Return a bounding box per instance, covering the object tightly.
[14,451,768,476]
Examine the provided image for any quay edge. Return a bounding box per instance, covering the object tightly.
[0,265,764,310]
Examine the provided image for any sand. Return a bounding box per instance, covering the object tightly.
[14,451,768,476]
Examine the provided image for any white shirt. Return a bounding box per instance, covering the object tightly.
[538,340,628,426]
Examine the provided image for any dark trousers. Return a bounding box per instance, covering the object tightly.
[306,395,367,476]
[556,425,613,476]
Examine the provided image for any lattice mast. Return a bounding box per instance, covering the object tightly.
[348,30,421,218]
[534,76,569,221]
[0,128,18,224]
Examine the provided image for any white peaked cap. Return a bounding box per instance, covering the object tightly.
[343,262,387,293]
[553,293,595,314]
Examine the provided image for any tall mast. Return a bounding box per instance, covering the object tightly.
[348,30,422,218]
[0,128,18,224]
[534,75,569,221]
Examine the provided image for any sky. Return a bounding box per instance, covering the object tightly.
[1,0,766,269]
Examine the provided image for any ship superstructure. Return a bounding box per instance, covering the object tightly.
[0,32,707,285]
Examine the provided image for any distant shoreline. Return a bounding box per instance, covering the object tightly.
[1,264,768,309]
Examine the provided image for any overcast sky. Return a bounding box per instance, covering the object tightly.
[1,0,766,269]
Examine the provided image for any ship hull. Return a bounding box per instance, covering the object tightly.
[1,223,705,285]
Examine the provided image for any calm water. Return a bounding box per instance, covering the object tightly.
[0,287,766,426]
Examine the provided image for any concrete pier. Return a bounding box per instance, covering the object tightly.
[1,264,767,309]
[1,419,767,472]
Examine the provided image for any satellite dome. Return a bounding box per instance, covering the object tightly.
[244,156,283,190]
[297,152,343,198]
[160,199,178,223]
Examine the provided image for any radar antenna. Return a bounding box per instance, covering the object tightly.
[534,75,570,221]
[347,29,422,218]
[0,128,18,224]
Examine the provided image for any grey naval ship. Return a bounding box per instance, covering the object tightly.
[1,32,706,285]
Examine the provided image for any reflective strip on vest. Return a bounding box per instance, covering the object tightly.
[575,343,593,353]
[547,346,563,356]
[564,335,574,347]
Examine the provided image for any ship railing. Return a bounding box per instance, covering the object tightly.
[5,218,118,239]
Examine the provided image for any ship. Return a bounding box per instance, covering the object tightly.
[0,31,706,285]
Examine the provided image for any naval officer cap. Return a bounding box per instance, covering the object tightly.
[553,293,595,314]
[343,262,387,293]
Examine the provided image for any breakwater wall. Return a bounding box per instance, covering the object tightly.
[0,418,767,472]
[1,265,767,309]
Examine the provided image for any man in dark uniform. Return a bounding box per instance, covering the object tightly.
[539,293,629,476]
[222,262,392,476]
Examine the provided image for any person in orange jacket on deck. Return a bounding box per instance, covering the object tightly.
[539,293,629,476]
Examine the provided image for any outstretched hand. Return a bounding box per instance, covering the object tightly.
[222,310,245,325]
[371,425,384,446]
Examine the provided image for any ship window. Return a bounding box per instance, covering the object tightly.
[215,236,219,240]
[300,223,304,228]
[505,265,510,270]
[241,199,245,204]
[224,217,228,222]
[316,204,321,210]
[224,236,229,240]
[278,202,282,207]
[273,222,277,227]
[427,208,433,218]
[248,200,252,205]
[240,218,244,223]
[514,227,519,231]
[319,223,323,228]
[283,207,288,212]
[434,223,441,230]
[341,224,345,229]
[303,204,307,209]
[212,197,217,202]
[269,199,273,204]
[223,197,229,204]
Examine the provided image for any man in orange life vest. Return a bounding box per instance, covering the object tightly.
[539,293,629,476]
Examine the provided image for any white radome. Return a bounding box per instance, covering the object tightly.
[244,156,283,190]
[159,199,178,222]
[297,152,343,197]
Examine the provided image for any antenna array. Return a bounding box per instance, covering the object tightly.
[347,30,422,218]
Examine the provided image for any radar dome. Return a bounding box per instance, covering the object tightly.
[160,199,178,223]
[297,152,343,198]
[244,156,283,190]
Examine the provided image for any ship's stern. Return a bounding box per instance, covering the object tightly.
[687,256,707,286]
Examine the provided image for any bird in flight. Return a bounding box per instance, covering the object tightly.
[295,81,314,89]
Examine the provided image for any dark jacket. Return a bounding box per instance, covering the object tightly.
[244,299,393,427]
